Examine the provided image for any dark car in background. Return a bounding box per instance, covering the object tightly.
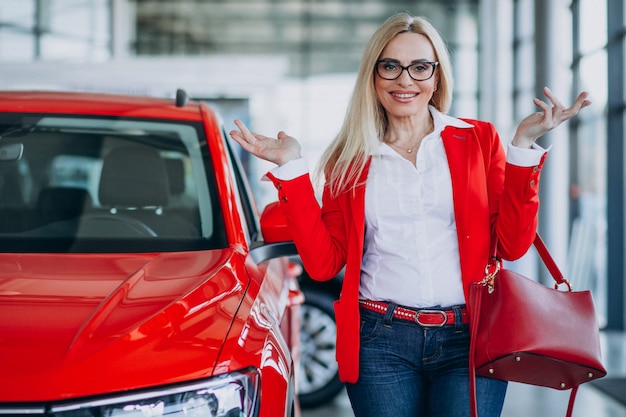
[296,263,345,409]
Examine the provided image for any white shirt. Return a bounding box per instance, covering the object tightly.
[360,110,472,308]
[267,107,546,308]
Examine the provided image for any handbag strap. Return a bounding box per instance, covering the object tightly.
[468,282,482,417]
[533,233,572,290]
[470,232,577,417]
[489,233,572,290]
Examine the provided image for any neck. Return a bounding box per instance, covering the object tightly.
[384,113,434,152]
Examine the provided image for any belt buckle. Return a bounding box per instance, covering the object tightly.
[415,310,448,327]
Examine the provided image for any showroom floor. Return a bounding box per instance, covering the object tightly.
[302,331,626,417]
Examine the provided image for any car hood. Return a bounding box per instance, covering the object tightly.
[0,249,247,402]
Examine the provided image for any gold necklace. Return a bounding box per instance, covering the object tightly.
[388,139,421,154]
[385,119,434,154]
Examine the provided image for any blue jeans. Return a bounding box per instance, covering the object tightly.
[346,305,507,417]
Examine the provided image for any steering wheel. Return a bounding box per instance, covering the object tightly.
[77,213,158,237]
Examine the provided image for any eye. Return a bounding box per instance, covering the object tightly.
[381,61,399,71]
[411,63,430,73]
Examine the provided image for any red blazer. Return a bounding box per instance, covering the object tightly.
[266,119,545,383]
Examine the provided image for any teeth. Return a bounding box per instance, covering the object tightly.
[392,93,417,98]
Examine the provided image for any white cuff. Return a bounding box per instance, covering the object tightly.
[506,142,550,167]
[262,158,309,181]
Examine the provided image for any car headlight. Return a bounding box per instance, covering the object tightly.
[49,368,260,417]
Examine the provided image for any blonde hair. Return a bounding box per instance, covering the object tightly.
[316,13,454,198]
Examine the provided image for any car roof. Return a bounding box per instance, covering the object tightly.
[0,90,211,122]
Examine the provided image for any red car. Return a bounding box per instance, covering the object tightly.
[0,90,303,417]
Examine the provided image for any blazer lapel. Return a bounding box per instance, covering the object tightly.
[341,158,370,301]
[442,126,472,240]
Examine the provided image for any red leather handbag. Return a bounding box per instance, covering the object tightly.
[468,234,607,417]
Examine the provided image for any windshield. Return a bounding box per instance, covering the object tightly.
[0,114,227,253]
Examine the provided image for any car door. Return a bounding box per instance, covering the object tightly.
[224,134,303,414]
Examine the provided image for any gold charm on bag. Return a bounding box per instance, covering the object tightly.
[481,257,501,294]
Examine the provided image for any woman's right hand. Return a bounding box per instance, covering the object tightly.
[229,119,302,166]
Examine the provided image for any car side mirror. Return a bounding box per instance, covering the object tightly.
[251,202,297,264]
[260,201,292,243]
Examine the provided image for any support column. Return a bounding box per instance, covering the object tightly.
[606,0,625,331]
[111,0,135,59]
[479,0,513,129]
[534,0,572,282]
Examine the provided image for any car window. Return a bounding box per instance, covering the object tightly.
[0,114,227,253]
[225,133,260,243]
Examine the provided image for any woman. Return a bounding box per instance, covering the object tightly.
[230,13,590,417]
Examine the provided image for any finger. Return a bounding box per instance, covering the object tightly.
[543,86,565,110]
[542,87,589,126]
[277,131,298,142]
[230,120,261,150]
[533,97,549,110]
[229,130,255,152]
[533,97,552,115]
[229,129,247,142]
[232,120,276,146]
[233,119,255,141]
[571,91,591,111]
[560,92,591,121]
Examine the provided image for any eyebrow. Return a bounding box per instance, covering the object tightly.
[378,58,434,64]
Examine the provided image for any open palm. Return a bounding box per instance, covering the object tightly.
[514,87,591,148]
[229,119,302,166]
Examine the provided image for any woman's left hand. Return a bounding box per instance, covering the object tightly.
[512,87,591,148]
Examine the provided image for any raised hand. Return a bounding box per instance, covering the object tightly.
[229,119,302,166]
[513,87,591,148]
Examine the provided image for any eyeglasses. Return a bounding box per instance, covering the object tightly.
[375,60,439,81]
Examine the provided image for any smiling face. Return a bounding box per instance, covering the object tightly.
[374,32,438,123]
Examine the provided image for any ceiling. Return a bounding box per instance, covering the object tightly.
[134,0,478,76]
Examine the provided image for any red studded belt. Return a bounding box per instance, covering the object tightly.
[359,299,469,327]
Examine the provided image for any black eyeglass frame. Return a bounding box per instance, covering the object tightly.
[374,60,439,81]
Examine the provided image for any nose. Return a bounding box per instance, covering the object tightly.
[396,68,414,86]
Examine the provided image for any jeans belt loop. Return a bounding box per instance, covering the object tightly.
[383,302,397,327]
[453,305,464,332]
